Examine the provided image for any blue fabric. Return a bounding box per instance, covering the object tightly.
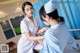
[33,0,80,39]
[58,0,80,38]
[40,23,80,53]
[63,0,80,39]
[33,0,49,28]
[40,23,62,53]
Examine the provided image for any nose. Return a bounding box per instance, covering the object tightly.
[29,9,32,13]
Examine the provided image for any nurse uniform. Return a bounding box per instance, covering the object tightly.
[40,0,80,53]
[17,16,42,53]
[40,23,80,53]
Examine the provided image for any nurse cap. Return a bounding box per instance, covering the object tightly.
[44,0,59,14]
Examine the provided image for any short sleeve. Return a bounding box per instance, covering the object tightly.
[20,21,29,34]
[44,30,59,46]
[44,30,62,53]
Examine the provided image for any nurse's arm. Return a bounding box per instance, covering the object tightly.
[38,27,48,34]
[25,32,44,41]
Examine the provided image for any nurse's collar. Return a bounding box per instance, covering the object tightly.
[50,22,61,28]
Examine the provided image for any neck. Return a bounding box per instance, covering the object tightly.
[50,20,59,26]
[29,16,33,20]
[27,15,33,21]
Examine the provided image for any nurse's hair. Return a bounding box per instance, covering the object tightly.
[39,6,64,22]
[22,2,33,13]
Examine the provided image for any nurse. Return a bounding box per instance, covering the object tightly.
[17,2,47,53]
[39,0,80,53]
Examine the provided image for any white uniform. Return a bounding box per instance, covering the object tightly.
[17,16,42,53]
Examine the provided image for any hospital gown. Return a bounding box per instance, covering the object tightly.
[40,23,80,53]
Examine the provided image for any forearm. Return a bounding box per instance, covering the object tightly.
[27,36,44,41]
[25,32,44,41]
[37,40,44,46]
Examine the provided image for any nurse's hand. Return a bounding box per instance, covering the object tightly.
[38,27,49,34]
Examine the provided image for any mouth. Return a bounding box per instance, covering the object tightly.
[29,12,33,14]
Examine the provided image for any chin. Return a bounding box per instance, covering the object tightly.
[30,15,33,17]
[28,15,32,17]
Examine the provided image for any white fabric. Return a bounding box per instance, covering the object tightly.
[17,16,42,53]
[34,43,43,50]
[44,0,59,14]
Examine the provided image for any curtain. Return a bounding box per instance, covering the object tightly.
[33,0,80,39]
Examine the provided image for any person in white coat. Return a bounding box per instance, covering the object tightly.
[17,2,47,53]
[39,0,80,53]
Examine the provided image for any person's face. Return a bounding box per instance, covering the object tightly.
[42,15,50,26]
[24,5,33,17]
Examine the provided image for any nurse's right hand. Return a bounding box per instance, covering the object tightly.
[38,27,49,34]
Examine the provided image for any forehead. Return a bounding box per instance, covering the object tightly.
[25,5,32,9]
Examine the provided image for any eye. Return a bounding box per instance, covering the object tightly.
[26,9,29,11]
[30,7,33,10]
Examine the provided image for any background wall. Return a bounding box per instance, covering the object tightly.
[0,0,38,18]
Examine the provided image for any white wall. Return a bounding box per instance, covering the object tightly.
[0,0,38,18]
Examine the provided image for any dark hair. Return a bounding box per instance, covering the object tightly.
[22,2,33,13]
[39,6,64,22]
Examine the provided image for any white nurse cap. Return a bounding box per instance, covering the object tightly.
[44,0,59,14]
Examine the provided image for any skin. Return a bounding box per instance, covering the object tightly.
[42,15,59,26]
[24,5,33,20]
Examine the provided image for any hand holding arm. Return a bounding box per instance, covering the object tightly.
[38,27,49,34]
